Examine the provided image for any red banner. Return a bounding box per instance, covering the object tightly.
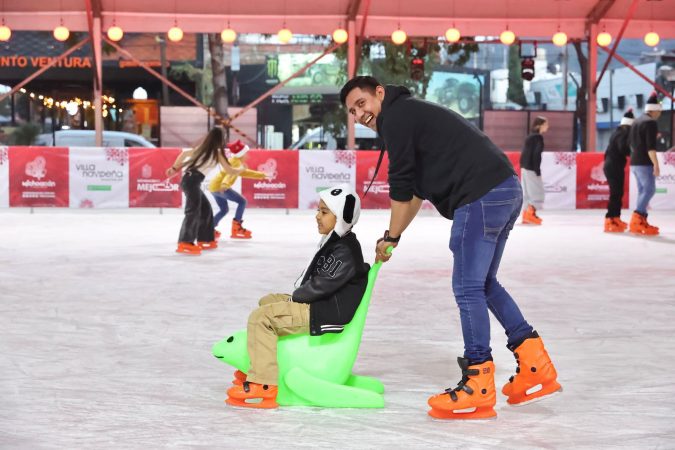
[128,148,182,207]
[504,151,521,177]
[576,152,629,209]
[9,146,69,207]
[241,150,299,208]
[356,151,390,209]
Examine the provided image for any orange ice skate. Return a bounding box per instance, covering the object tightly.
[629,212,659,236]
[604,217,624,233]
[198,240,218,250]
[502,332,562,405]
[521,205,542,225]
[231,219,252,239]
[226,381,278,409]
[176,242,201,255]
[428,358,497,420]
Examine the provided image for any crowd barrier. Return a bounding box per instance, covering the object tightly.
[1,146,673,210]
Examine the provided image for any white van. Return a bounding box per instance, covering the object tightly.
[290,124,378,150]
[34,130,156,147]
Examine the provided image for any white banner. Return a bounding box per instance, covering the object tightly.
[629,152,675,211]
[541,152,576,209]
[298,150,356,209]
[0,146,8,207]
[68,147,129,208]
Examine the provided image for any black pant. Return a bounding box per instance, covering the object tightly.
[603,163,625,218]
[178,170,214,243]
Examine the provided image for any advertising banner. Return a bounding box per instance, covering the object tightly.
[540,152,576,209]
[69,147,129,208]
[9,146,69,207]
[0,146,8,207]
[576,152,629,209]
[356,151,390,209]
[630,152,675,211]
[128,148,181,207]
[504,151,521,176]
[298,150,356,209]
[241,150,299,208]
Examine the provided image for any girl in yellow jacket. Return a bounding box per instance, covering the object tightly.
[208,140,268,239]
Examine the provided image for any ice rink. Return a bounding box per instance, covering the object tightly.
[2,208,674,449]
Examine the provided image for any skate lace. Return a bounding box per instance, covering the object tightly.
[508,353,521,383]
[444,368,479,402]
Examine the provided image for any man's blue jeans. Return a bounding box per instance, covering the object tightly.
[212,189,247,225]
[450,175,534,364]
[631,165,656,215]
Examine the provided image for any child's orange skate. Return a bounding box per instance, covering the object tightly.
[502,332,562,405]
[232,370,246,386]
[226,381,278,409]
[198,240,218,250]
[428,358,497,420]
[176,242,201,255]
[521,205,542,225]
[231,219,252,239]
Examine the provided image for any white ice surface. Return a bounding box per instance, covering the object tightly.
[1,208,674,449]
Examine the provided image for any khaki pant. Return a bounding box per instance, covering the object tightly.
[246,293,310,385]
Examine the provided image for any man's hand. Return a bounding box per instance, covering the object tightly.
[375,238,397,263]
[654,165,660,177]
[166,166,178,177]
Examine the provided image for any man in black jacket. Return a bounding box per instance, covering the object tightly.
[603,109,634,232]
[226,183,369,408]
[341,76,561,420]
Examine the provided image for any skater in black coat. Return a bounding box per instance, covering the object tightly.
[602,109,634,232]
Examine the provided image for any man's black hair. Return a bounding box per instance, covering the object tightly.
[340,76,382,105]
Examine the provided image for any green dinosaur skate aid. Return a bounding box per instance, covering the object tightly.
[212,248,393,408]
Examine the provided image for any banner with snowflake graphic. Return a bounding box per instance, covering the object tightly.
[0,146,8,207]
[540,152,576,209]
[298,150,356,209]
[629,152,675,211]
[241,150,298,208]
[576,152,629,209]
[9,146,69,207]
[68,147,130,208]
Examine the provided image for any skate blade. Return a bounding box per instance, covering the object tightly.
[175,249,201,255]
[226,397,278,409]
[428,406,497,420]
[508,382,563,406]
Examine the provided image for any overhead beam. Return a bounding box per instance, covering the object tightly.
[586,0,616,24]
[593,0,639,93]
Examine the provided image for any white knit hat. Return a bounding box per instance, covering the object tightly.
[645,91,662,112]
[620,108,635,126]
[318,183,361,237]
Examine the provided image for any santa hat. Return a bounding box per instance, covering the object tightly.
[318,183,361,237]
[645,91,662,112]
[620,108,635,126]
[227,140,250,158]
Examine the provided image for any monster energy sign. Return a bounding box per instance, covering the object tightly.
[271,94,326,105]
[266,56,279,85]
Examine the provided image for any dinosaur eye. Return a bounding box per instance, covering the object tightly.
[330,188,342,196]
[227,336,234,343]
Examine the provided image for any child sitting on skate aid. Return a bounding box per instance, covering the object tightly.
[212,183,388,408]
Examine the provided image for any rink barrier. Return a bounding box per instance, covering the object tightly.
[0,146,673,210]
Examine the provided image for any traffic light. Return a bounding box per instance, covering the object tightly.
[411,57,424,81]
[521,57,535,81]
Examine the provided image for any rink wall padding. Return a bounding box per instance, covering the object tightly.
[0,146,673,210]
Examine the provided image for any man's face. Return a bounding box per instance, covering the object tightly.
[345,86,385,131]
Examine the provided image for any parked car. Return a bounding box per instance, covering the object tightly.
[34,130,156,147]
[290,124,378,150]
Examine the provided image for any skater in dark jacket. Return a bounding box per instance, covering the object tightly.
[341,76,561,420]
[226,183,369,408]
[519,116,548,225]
[603,109,634,232]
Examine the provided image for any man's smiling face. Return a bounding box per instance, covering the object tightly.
[345,86,385,132]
